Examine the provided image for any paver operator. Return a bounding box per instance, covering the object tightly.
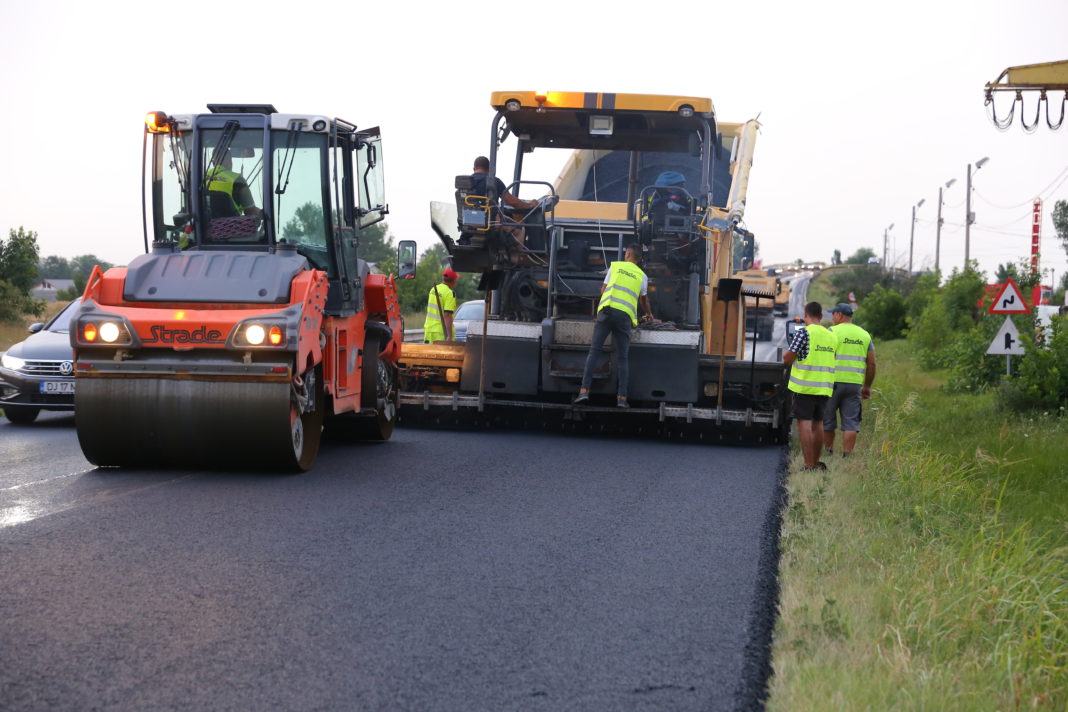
[823,303,876,457]
[784,301,838,471]
[424,268,459,343]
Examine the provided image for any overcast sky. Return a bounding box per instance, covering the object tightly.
[2,0,1066,287]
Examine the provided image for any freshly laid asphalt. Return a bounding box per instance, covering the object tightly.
[1,413,785,711]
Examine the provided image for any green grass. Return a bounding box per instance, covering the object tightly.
[769,340,1068,711]
[0,302,65,352]
[805,269,839,311]
[402,311,425,331]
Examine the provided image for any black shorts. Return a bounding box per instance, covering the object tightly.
[790,392,829,422]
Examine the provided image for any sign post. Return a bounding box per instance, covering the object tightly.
[987,278,1032,315]
[986,315,1025,374]
[986,280,1030,375]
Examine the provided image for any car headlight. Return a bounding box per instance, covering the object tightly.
[1,353,26,371]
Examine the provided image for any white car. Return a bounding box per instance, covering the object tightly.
[452,300,485,342]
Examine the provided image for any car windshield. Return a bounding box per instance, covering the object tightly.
[454,301,484,320]
[46,299,80,333]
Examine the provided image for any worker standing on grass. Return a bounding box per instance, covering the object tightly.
[424,268,459,343]
[823,303,876,457]
[573,244,657,408]
[783,301,837,471]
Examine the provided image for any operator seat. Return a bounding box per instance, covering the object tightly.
[454,175,490,246]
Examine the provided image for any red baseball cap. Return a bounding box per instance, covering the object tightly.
[442,268,459,280]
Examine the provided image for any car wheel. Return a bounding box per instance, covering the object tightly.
[4,406,40,425]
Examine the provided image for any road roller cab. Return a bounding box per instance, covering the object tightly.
[72,105,403,470]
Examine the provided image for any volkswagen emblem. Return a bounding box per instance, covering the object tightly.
[60,361,74,376]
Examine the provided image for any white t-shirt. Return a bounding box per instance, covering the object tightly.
[603,268,649,295]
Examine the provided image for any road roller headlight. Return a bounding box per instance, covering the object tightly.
[232,320,288,348]
[245,324,266,345]
[75,315,135,346]
[99,322,121,343]
[1,353,26,371]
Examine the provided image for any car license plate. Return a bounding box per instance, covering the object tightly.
[39,381,75,394]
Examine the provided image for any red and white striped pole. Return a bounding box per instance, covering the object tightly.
[1031,198,1043,275]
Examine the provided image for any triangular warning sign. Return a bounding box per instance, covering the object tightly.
[987,278,1031,314]
[987,316,1025,355]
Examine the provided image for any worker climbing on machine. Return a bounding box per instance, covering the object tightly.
[573,244,657,408]
[823,303,876,457]
[783,301,837,471]
[424,268,459,343]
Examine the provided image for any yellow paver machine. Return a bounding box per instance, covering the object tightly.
[398,91,788,442]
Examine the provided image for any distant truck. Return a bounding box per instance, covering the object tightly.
[774,274,791,316]
[732,268,780,340]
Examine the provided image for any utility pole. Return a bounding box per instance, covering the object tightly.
[964,158,989,272]
[883,223,894,274]
[936,186,943,275]
[936,178,956,278]
[883,227,888,272]
[965,162,973,270]
[909,199,925,274]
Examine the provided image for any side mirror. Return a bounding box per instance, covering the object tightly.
[397,239,417,280]
[28,322,44,334]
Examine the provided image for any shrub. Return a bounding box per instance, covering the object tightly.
[999,315,1068,412]
[855,285,907,340]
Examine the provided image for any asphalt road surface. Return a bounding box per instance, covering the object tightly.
[0,413,784,711]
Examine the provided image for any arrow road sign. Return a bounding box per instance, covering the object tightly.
[987,278,1031,314]
[987,316,1025,355]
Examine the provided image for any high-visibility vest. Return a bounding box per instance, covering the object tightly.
[788,324,837,396]
[831,322,872,385]
[597,261,645,326]
[206,167,244,215]
[423,283,455,342]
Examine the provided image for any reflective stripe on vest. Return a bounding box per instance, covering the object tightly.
[789,324,837,396]
[597,261,645,326]
[206,167,243,215]
[831,322,872,384]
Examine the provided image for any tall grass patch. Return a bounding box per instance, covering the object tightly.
[769,340,1067,710]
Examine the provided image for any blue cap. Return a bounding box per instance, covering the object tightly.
[654,171,687,187]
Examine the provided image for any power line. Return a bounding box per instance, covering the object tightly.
[973,164,1068,210]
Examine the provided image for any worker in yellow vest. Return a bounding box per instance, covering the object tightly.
[424,268,459,343]
[823,303,876,457]
[205,151,262,217]
[573,244,657,408]
[784,301,837,470]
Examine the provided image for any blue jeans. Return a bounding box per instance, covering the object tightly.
[580,307,633,398]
